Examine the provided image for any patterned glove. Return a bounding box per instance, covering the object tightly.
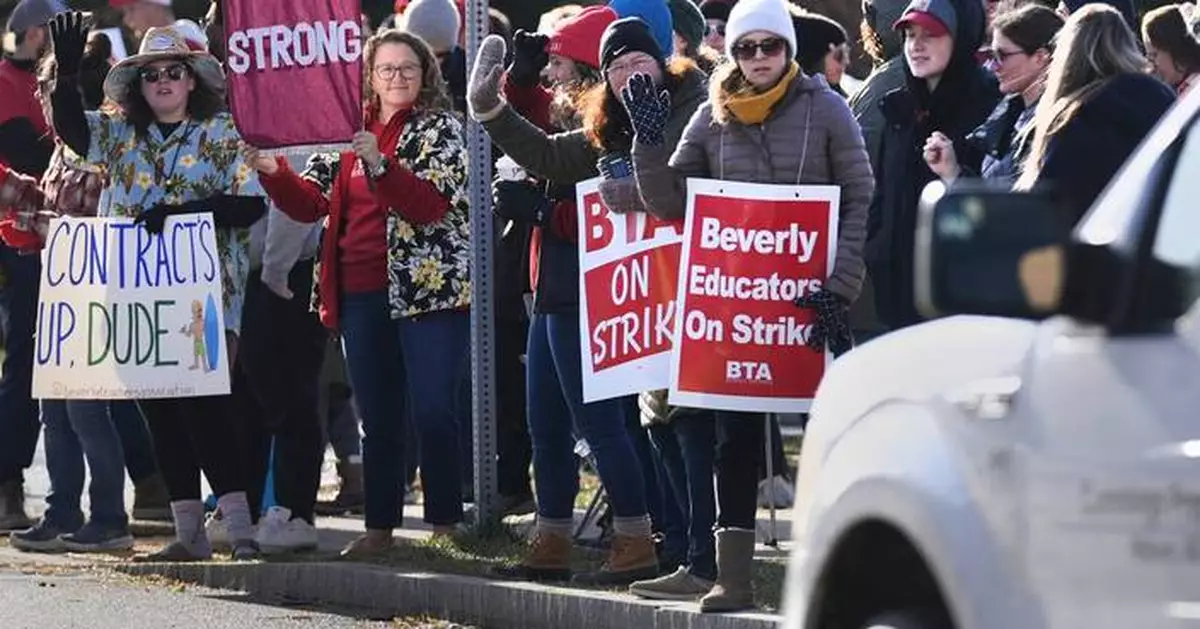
[50,12,87,76]
[493,179,551,226]
[468,35,507,120]
[794,290,853,356]
[598,176,645,214]
[620,73,670,147]
[508,29,549,88]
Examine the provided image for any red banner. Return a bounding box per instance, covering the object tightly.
[577,179,684,402]
[222,0,364,152]
[668,179,840,413]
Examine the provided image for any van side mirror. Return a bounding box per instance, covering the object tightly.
[914,182,1074,319]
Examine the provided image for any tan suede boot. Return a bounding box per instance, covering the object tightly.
[491,530,573,582]
[573,533,660,586]
[699,528,757,613]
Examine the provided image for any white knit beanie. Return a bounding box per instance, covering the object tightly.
[724,0,798,59]
[401,0,461,54]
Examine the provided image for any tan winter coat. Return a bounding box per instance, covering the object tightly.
[633,72,873,303]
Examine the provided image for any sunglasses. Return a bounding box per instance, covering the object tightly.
[139,64,189,84]
[731,37,787,61]
[707,22,725,37]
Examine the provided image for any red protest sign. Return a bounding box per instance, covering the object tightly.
[577,179,684,402]
[668,179,840,413]
[223,0,364,153]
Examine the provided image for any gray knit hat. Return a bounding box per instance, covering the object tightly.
[401,0,461,54]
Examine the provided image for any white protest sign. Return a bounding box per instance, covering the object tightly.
[576,178,685,402]
[32,214,231,399]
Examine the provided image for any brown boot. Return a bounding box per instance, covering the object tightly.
[490,530,573,582]
[573,534,659,586]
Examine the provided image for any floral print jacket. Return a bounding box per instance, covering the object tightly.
[263,108,471,327]
[80,111,261,333]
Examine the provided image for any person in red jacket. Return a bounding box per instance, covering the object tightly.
[248,29,472,556]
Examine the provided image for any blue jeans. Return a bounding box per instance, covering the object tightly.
[526,313,647,520]
[110,401,158,483]
[651,415,717,580]
[0,245,40,483]
[623,398,685,561]
[40,400,128,530]
[339,291,467,529]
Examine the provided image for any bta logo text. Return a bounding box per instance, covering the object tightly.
[726,360,773,383]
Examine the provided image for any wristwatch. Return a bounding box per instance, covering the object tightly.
[367,156,389,179]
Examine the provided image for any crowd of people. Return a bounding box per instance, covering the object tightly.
[0,0,1191,614]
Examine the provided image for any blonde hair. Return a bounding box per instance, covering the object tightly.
[1015,4,1147,189]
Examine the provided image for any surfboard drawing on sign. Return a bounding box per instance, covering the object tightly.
[204,293,221,373]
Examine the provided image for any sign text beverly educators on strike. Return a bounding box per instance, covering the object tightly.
[668,179,840,413]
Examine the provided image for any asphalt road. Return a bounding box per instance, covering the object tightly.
[0,570,445,629]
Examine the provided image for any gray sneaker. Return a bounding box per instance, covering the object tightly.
[59,522,135,553]
[10,520,76,553]
[629,567,716,601]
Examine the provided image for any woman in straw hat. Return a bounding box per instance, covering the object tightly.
[47,11,267,562]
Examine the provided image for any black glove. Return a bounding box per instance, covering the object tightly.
[508,29,549,88]
[493,180,551,226]
[620,72,671,147]
[794,290,853,356]
[135,195,267,235]
[49,12,88,77]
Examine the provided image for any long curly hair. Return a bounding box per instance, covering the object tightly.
[579,56,697,152]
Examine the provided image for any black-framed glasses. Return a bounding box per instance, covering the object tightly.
[731,37,787,61]
[990,48,1028,64]
[140,64,189,84]
[373,64,422,81]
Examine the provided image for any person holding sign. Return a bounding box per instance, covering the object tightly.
[48,12,268,561]
[629,0,874,611]
[469,16,707,586]
[248,30,472,557]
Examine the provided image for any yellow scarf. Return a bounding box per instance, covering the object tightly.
[726,62,800,126]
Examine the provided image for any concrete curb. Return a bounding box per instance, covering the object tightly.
[114,562,782,629]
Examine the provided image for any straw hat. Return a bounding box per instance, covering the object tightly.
[103,24,225,104]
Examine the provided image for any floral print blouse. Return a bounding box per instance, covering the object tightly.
[80,111,262,333]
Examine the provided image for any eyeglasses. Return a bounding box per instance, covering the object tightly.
[990,48,1028,64]
[706,22,725,37]
[731,37,788,61]
[373,64,422,81]
[139,64,189,84]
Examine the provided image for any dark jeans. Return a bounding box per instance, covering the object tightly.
[138,393,249,501]
[40,400,128,530]
[526,313,647,520]
[237,263,326,523]
[649,415,717,580]
[714,412,767,530]
[339,291,467,529]
[0,244,39,484]
[110,400,158,483]
[624,398,684,558]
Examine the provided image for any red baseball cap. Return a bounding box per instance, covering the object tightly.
[894,10,950,36]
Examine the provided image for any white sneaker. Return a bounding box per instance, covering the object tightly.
[204,509,232,549]
[255,506,319,554]
[757,475,795,509]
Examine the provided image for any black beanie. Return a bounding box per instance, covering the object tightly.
[792,13,848,73]
[701,0,733,22]
[600,17,665,72]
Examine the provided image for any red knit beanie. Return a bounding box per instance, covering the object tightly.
[547,5,618,70]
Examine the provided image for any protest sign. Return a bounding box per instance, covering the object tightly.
[32,214,231,400]
[668,179,839,413]
[577,179,684,402]
[222,0,364,154]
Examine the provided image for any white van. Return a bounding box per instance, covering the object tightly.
[780,86,1200,629]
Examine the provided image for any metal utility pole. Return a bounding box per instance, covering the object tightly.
[464,0,499,528]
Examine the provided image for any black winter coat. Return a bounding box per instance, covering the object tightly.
[1029,73,1174,226]
[864,0,1000,330]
